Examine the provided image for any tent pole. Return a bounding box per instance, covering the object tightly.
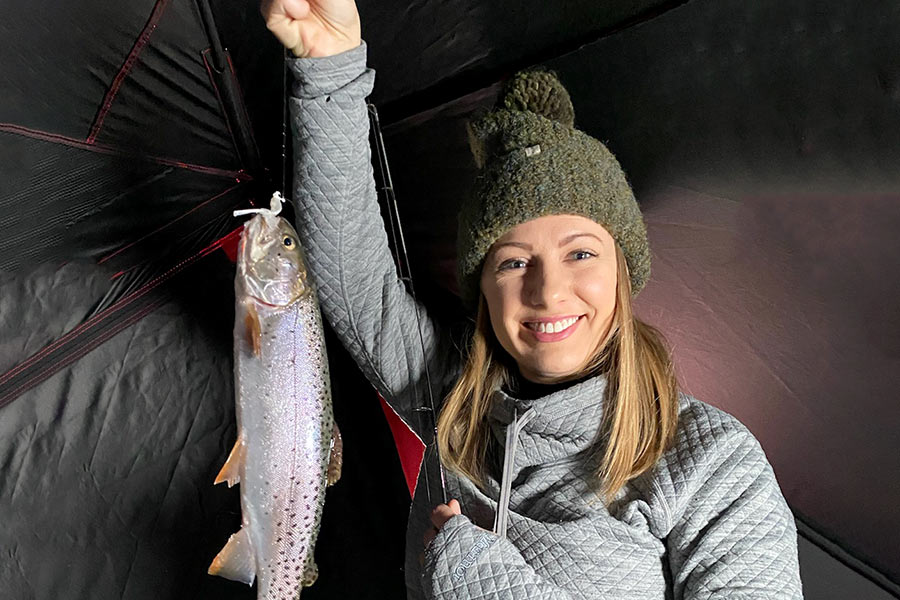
[194,0,266,184]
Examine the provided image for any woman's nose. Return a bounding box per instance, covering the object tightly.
[524,261,567,307]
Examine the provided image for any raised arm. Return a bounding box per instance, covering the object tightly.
[262,0,455,438]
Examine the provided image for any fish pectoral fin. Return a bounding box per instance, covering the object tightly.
[214,438,244,487]
[244,303,262,357]
[326,423,343,487]
[207,526,256,586]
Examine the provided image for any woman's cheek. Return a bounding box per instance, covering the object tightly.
[581,273,616,323]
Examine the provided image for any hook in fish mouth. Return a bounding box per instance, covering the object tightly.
[234,191,285,219]
[235,192,310,308]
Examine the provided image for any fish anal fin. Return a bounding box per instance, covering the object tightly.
[208,526,256,586]
[214,437,245,487]
[326,423,343,487]
[301,552,319,587]
[244,304,261,357]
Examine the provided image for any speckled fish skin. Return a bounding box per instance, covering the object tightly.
[209,210,338,599]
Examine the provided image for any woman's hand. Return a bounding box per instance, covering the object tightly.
[260,0,361,58]
[423,499,462,549]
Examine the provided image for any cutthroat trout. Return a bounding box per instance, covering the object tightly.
[209,193,342,598]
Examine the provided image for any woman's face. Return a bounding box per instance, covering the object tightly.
[480,214,618,384]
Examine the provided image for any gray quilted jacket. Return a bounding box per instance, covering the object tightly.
[287,42,803,600]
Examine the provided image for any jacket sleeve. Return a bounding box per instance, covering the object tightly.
[659,403,804,600]
[286,42,454,439]
[421,515,575,599]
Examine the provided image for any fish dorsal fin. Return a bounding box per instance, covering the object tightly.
[326,423,343,487]
[208,526,256,586]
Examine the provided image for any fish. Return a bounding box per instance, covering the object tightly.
[208,192,342,599]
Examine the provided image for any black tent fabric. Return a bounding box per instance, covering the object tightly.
[1,0,898,598]
[0,0,252,272]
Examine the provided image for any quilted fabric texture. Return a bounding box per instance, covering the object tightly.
[287,43,803,600]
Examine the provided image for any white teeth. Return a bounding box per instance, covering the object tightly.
[527,317,579,334]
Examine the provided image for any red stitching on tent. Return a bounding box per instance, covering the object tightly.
[0,299,167,410]
[86,0,170,144]
[0,242,223,386]
[0,123,249,180]
[98,183,242,264]
[225,52,262,154]
[202,49,241,163]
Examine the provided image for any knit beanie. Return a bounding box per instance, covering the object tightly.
[457,68,651,309]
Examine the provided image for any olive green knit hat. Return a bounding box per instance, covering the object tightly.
[457,68,651,308]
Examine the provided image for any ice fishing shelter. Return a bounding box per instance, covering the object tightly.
[1,0,898,599]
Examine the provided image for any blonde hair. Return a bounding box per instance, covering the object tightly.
[437,243,679,504]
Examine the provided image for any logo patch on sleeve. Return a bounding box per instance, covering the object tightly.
[451,533,496,582]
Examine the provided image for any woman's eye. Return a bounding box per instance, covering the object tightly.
[499,258,527,270]
[571,250,596,260]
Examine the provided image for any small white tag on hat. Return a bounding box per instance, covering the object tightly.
[524,144,541,157]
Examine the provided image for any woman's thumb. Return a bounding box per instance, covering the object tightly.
[279,0,310,20]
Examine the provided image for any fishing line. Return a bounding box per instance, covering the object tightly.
[281,46,289,202]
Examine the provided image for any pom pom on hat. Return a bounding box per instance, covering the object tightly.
[501,68,575,127]
[466,69,576,169]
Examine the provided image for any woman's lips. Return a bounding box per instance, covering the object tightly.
[522,315,583,342]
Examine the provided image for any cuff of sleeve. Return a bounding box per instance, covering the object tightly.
[422,514,498,591]
[286,40,371,99]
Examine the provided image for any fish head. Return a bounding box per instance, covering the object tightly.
[237,212,309,307]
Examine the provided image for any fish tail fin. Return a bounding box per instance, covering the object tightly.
[326,423,343,487]
[208,526,256,586]
[214,437,244,487]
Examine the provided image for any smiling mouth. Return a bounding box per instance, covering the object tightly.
[523,315,582,334]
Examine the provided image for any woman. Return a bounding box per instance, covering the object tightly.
[261,1,804,598]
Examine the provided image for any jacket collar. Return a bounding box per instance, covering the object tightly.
[485,372,608,538]
[488,372,608,474]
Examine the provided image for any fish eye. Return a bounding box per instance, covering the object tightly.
[282,236,294,248]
